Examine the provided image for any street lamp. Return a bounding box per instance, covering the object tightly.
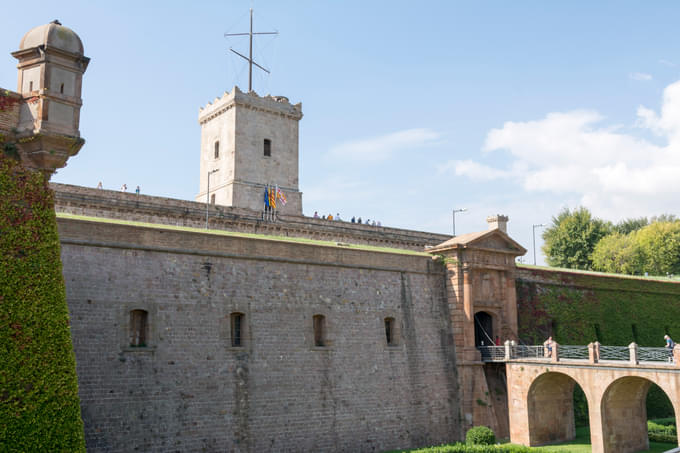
[532,223,546,265]
[452,208,467,237]
[205,168,219,229]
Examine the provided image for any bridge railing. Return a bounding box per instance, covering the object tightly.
[599,345,630,361]
[478,341,679,366]
[559,345,589,360]
[638,347,673,363]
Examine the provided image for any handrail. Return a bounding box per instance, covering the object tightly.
[478,342,677,366]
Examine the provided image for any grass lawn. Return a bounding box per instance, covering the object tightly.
[526,426,675,453]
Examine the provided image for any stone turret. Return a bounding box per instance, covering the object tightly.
[5,20,89,175]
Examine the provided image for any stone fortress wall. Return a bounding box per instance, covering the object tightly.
[52,182,450,252]
[58,216,461,452]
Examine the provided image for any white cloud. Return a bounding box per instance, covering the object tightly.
[629,72,652,81]
[660,59,676,68]
[450,79,680,221]
[327,128,441,162]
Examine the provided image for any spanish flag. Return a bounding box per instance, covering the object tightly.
[269,186,276,209]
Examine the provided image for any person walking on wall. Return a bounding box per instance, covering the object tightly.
[96,181,103,189]
[135,185,140,195]
[665,334,675,362]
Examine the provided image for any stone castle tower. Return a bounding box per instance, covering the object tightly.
[195,86,304,215]
[7,20,89,174]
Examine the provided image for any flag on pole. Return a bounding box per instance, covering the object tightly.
[269,186,276,209]
[276,185,287,206]
[264,185,270,210]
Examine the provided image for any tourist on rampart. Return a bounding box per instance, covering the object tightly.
[351,216,356,223]
[313,211,319,219]
[120,184,127,192]
[96,181,103,189]
[357,217,362,224]
[327,213,333,221]
[336,213,341,221]
[135,185,140,195]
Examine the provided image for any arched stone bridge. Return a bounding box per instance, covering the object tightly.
[484,342,680,453]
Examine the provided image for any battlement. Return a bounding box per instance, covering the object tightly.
[198,86,302,125]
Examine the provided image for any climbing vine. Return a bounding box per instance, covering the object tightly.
[0,153,86,451]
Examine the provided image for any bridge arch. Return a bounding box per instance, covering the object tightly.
[527,371,590,445]
[600,376,677,453]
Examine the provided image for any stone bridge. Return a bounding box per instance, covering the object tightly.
[485,342,680,453]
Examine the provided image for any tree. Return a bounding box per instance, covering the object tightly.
[614,217,648,235]
[636,221,680,276]
[592,232,645,275]
[542,207,612,270]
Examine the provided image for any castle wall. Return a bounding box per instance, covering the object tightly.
[0,89,21,132]
[52,182,450,252]
[515,265,680,346]
[58,217,461,452]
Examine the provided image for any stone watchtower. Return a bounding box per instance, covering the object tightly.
[196,86,303,215]
[8,20,89,174]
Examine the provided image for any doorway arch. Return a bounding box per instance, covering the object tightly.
[474,311,493,347]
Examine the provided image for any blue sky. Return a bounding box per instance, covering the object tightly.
[2,1,680,264]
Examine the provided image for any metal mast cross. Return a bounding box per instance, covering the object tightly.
[225,8,278,92]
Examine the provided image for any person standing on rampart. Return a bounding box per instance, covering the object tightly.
[665,335,675,362]
[543,336,553,358]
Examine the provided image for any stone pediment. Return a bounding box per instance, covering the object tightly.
[428,228,527,256]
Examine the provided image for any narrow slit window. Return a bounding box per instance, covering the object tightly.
[313,314,325,347]
[29,81,33,92]
[385,317,395,345]
[210,193,216,205]
[214,140,220,159]
[263,139,271,157]
[231,312,244,347]
[129,309,148,347]
[60,83,65,94]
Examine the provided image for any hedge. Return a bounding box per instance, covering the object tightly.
[387,444,538,453]
[0,153,86,451]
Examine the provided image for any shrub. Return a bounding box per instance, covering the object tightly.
[466,426,496,445]
[648,420,677,443]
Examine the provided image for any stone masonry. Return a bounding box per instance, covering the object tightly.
[58,216,462,452]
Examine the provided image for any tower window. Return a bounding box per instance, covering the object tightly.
[211,193,216,205]
[263,139,271,157]
[129,309,148,347]
[385,317,396,345]
[60,83,64,94]
[29,81,33,92]
[230,312,244,347]
[313,314,326,347]
[214,140,220,159]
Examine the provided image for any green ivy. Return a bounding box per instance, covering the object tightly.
[0,154,85,451]
[516,269,680,422]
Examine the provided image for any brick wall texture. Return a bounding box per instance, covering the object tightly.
[0,88,21,132]
[58,218,461,452]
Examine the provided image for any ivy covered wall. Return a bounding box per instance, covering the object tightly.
[516,266,680,347]
[0,153,85,451]
[516,265,680,421]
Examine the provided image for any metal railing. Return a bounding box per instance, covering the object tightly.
[559,345,589,360]
[639,347,674,363]
[599,345,630,362]
[478,346,506,362]
[478,341,677,366]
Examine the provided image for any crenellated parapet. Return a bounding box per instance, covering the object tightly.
[199,86,302,125]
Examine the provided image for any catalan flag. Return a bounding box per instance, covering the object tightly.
[269,186,276,209]
[276,185,287,206]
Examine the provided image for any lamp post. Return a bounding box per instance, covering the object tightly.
[452,208,467,237]
[206,168,219,229]
[532,223,546,265]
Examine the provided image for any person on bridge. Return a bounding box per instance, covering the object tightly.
[543,336,553,358]
[665,335,675,362]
